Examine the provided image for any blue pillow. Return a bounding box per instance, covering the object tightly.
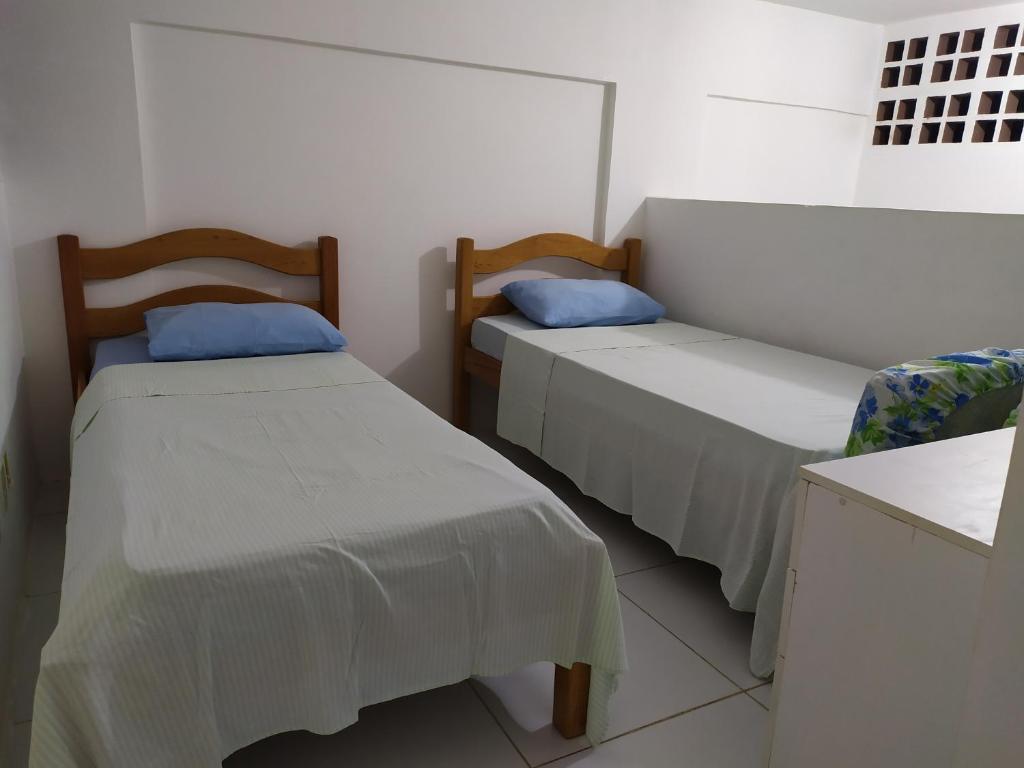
[500,279,665,328]
[145,302,347,362]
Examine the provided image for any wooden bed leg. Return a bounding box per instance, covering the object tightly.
[553,662,591,739]
[452,237,475,431]
[453,369,470,431]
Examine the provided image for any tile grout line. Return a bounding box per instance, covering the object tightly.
[531,689,752,768]
[616,588,762,692]
[613,559,681,579]
[466,680,533,768]
[744,689,769,711]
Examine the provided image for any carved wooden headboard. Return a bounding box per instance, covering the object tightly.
[57,228,339,401]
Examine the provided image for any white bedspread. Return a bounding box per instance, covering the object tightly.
[32,353,625,767]
[496,322,870,678]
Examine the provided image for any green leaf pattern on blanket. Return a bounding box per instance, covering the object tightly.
[846,348,1024,457]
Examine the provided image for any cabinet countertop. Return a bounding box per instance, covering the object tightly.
[800,428,1014,557]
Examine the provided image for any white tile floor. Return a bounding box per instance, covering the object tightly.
[6,468,772,768]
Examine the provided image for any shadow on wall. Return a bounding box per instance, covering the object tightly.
[0,366,40,717]
[393,201,648,427]
[387,246,455,419]
[13,237,72,482]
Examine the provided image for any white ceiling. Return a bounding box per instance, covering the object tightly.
[764,0,1021,24]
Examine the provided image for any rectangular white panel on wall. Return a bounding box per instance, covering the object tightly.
[130,22,607,416]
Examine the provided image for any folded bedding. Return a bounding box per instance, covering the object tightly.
[495,321,872,679]
[33,352,625,768]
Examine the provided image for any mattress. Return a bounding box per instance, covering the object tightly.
[471,312,544,360]
[495,321,872,679]
[90,335,153,379]
[32,353,626,768]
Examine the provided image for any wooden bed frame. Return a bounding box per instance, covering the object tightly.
[57,227,593,740]
[452,232,643,430]
[57,228,339,403]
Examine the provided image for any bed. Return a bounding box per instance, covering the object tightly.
[36,229,626,768]
[452,233,872,679]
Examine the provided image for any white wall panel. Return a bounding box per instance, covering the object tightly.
[130,23,605,410]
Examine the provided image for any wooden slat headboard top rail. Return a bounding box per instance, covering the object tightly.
[78,228,322,279]
[84,286,323,339]
[57,228,340,402]
[469,232,630,274]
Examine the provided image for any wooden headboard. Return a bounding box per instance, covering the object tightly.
[451,232,642,428]
[58,228,339,402]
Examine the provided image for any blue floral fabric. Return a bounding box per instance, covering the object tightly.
[846,348,1024,457]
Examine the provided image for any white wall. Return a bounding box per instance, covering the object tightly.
[0,0,879,478]
[691,4,880,207]
[645,197,1024,371]
[855,3,1024,212]
[0,165,34,758]
[0,175,21,438]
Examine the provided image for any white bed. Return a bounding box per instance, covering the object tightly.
[44,229,626,767]
[480,316,871,678]
[32,353,626,767]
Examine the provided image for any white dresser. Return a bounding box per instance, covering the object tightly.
[766,428,1014,768]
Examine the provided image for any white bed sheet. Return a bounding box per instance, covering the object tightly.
[471,312,544,360]
[495,323,871,678]
[32,353,625,767]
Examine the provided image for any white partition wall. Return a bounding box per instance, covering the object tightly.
[645,197,1024,371]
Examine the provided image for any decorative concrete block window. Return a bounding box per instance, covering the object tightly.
[955,57,979,81]
[973,119,997,143]
[994,24,1019,48]
[948,93,971,117]
[988,53,1012,78]
[942,122,966,143]
[919,122,941,144]
[961,28,985,52]
[999,119,1024,142]
[937,32,960,56]
[980,91,1003,114]
[872,23,1024,149]
[924,96,947,118]
[908,37,929,59]
[932,60,954,82]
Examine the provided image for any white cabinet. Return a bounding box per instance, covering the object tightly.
[767,429,1014,768]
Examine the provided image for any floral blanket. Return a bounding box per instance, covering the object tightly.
[846,348,1024,457]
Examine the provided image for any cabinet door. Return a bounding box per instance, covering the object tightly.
[770,485,988,768]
